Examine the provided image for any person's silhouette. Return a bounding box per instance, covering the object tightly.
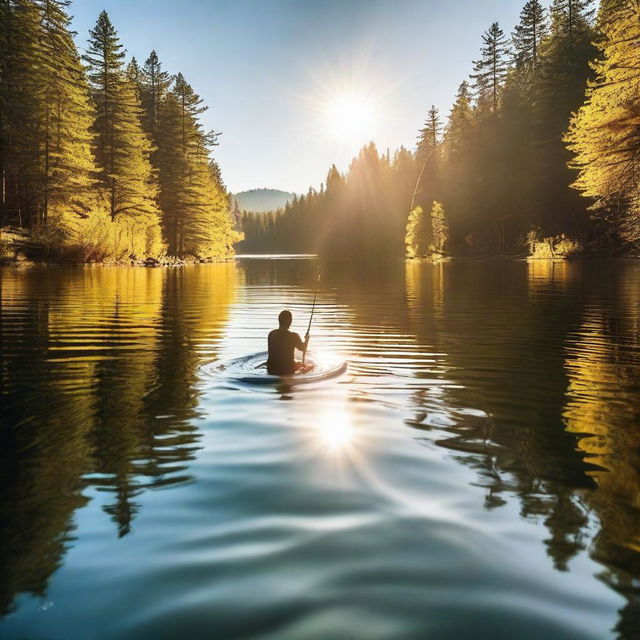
[267,310,310,375]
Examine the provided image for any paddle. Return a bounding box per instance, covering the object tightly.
[302,267,320,365]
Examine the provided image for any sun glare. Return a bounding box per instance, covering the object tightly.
[324,93,376,139]
[310,405,355,454]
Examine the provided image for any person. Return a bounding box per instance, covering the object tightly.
[267,310,311,375]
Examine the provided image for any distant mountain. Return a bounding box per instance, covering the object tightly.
[232,188,295,213]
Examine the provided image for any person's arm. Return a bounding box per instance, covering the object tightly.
[294,332,309,352]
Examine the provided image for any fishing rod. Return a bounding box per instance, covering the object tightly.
[302,266,321,365]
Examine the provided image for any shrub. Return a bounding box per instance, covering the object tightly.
[526,229,582,258]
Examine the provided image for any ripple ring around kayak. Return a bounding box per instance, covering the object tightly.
[202,351,348,386]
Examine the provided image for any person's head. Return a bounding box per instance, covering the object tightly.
[278,310,292,329]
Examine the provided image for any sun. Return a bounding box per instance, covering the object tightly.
[324,93,376,139]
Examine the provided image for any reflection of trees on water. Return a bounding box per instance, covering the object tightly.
[562,298,640,638]
[1,270,91,615]
[404,260,640,635]
[0,265,237,613]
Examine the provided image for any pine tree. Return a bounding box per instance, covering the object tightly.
[597,0,627,26]
[513,1,548,73]
[0,0,99,231]
[127,57,142,89]
[36,0,100,225]
[444,82,473,157]
[441,81,481,250]
[2,0,46,226]
[0,0,12,213]
[471,22,509,113]
[566,0,640,244]
[84,11,161,253]
[156,90,189,253]
[543,0,596,92]
[534,0,596,235]
[140,50,172,144]
[156,73,237,257]
[413,105,442,223]
[551,0,595,54]
[416,106,441,160]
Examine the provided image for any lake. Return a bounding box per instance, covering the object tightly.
[1,258,639,639]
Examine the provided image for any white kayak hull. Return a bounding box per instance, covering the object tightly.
[219,351,347,385]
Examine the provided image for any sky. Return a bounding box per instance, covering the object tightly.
[70,0,524,195]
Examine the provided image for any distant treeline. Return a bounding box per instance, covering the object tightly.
[241,0,640,257]
[0,1,239,261]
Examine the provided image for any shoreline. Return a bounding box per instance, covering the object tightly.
[0,255,236,268]
[0,226,235,268]
[3,253,639,268]
[2,227,638,267]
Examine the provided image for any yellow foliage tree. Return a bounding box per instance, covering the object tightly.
[565,1,640,244]
[430,201,448,253]
[405,206,430,258]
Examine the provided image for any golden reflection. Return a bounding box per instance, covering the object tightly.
[563,311,640,555]
[0,264,239,612]
[527,259,576,293]
[405,260,445,325]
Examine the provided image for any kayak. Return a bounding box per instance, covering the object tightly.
[217,351,347,385]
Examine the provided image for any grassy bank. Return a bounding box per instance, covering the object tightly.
[0,227,234,267]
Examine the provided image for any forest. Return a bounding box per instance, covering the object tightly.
[0,0,239,262]
[240,0,640,259]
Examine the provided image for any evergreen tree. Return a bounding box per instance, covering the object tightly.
[534,0,596,235]
[513,1,548,72]
[0,0,12,213]
[390,146,418,231]
[566,0,640,244]
[471,22,509,113]
[497,70,538,241]
[1,0,46,226]
[140,50,172,144]
[444,82,473,157]
[596,0,627,26]
[209,159,226,192]
[0,0,99,230]
[416,106,441,160]
[542,0,596,105]
[551,0,595,52]
[84,11,161,253]
[36,0,100,225]
[126,57,142,89]
[414,105,442,221]
[156,73,237,257]
[441,81,483,251]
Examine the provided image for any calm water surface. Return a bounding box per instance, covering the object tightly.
[1,258,639,639]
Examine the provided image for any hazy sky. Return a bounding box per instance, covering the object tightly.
[70,0,524,194]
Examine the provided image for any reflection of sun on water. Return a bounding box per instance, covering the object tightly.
[316,409,354,452]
